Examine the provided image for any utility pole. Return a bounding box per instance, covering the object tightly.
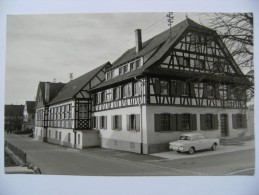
[166,12,174,40]
[69,73,73,81]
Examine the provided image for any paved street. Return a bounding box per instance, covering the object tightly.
[4,134,255,176]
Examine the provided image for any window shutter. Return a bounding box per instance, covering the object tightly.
[203,84,208,98]
[155,79,160,94]
[176,82,182,96]
[154,114,161,132]
[232,114,237,129]
[200,114,206,130]
[215,84,220,99]
[96,117,98,129]
[119,86,122,99]
[91,117,94,129]
[118,115,122,130]
[213,114,219,130]
[170,81,176,96]
[170,114,177,131]
[111,116,115,130]
[104,116,107,129]
[190,83,195,97]
[191,114,197,130]
[99,116,102,128]
[136,114,140,132]
[177,114,182,131]
[126,115,130,131]
[242,114,247,128]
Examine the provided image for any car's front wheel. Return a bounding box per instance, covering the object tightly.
[211,143,217,151]
[188,147,195,154]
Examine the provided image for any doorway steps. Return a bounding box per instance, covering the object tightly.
[220,135,254,146]
[220,137,244,146]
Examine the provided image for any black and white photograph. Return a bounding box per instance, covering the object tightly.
[0,0,258,195]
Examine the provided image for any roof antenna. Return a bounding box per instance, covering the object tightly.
[69,73,73,81]
[166,12,174,40]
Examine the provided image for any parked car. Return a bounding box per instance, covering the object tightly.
[169,133,219,154]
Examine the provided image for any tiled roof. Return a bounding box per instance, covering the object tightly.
[92,18,212,90]
[25,101,36,114]
[5,105,24,117]
[49,62,111,105]
[91,18,249,91]
[37,82,66,106]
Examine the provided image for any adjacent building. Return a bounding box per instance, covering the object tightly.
[4,104,24,133]
[34,18,252,154]
[34,62,111,148]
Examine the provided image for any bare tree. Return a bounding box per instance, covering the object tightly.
[199,13,254,102]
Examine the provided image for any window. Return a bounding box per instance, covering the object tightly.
[49,130,51,138]
[122,84,132,98]
[55,131,58,139]
[200,114,218,130]
[113,87,120,100]
[160,80,169,95]
[59,132,62,140]
[112,115,122,130]
[135,59,141,69]
[178,57,190,67]
[119,67,124,75]
[194,59,205,69]
[205,114,213,129]
[79,103,88,119]
[155,113,197,132]
[182,114,191,130]
[92,116,98,129]
[133,82,141,96]
[214,61,223,73]
[123,65,128,73]
[207,84,214,97]
[130,62,134,71]
[68,133,71,143]
[161,114,170,131]
[233,114,247,129]
[127,114,140,131]
[182,82,190,96]
[99,116,107,129]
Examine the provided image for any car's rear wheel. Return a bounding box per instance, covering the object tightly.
[188,147,195,154]
[211,143,217,151]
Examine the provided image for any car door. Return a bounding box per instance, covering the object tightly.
[192,135,201,150]
[197,135,207,150]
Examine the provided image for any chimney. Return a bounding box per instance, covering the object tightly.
[45,82,50,103]
[135,29,142,53]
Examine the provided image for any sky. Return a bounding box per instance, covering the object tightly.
[5,12,201,105]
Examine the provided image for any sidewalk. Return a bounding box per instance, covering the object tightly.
[81,139,255,162]
[150,140,255,160]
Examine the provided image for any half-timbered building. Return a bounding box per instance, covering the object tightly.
[34,62,111,148]
[90,18,252,154]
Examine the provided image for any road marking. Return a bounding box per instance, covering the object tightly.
[225,168,255,175]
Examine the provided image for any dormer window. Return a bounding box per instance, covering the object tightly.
[130,62,135,71]
[123,65,128,73]
[135,59,141,69]
[119,67,123,75]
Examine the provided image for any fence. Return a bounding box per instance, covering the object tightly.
[5,141,27,164]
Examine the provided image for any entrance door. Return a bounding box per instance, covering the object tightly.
[220,114,228,137]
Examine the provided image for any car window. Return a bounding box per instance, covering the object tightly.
[179,136,191,141]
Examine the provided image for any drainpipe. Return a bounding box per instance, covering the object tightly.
[134,77,144,154]
[74,130,77,148]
